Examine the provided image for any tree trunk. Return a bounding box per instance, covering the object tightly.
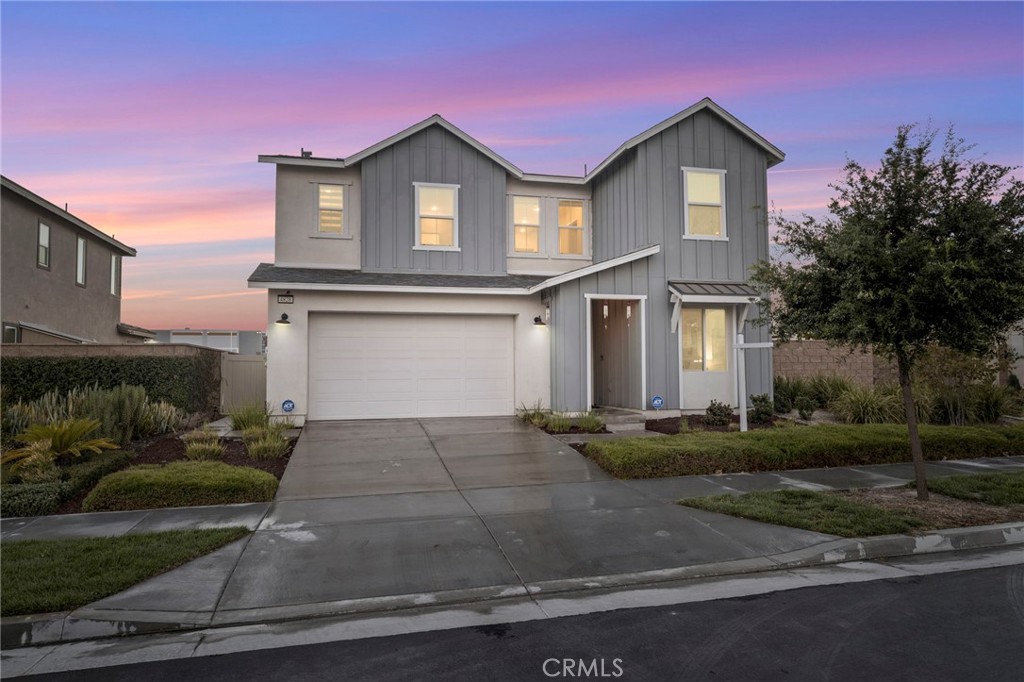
[897,353,929,501]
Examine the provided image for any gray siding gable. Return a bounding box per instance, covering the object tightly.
[360,124,508,275]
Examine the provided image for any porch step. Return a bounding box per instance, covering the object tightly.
[593,408,647,433]
[606,422,647,433]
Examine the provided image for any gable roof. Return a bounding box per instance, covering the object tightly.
[1,176,137,256]
[258,98,784,182]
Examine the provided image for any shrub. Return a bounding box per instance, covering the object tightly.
[62,451,133,495]
[833,385,902,424]
[704,400,734,427]
[15,443,63,484]
[2,419,118,474]
[182,428,220,445]
[82,461,278,512]
[794,396,816,420]
[576,411,605,433]
[517,401,548,427]
[78,384,150,445]
[808,374,855,409]
[1009,374,1022,392]
[748,394,774,425]
[0,482,69,518]
[229,403,270,431]
[584,423,1024,479]
[970,384,1013,424]
[247,435,288,461]
[774,376,812,413]
[184,441,224,461]
[1,402,35,440]
[545,414,571,433]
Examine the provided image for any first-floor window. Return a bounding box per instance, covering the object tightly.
[558,199,584,255]
[110,254,121,296]
[76,236,87,286]
[3,325,20,344]
[513,196,541,253]
[416,184,458,248]
[681,307,727,372]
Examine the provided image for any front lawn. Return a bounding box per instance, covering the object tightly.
[0,528,249,616]
[82,461,279,512]
[927,472,1024,506]
[585,423,1024,479]
[682,490,927,537]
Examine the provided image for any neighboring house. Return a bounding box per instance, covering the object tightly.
[153,329,267,355]
[1,176,154,344]
[250,98,784,423]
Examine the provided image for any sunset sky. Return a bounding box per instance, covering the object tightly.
[3,2,1021,331]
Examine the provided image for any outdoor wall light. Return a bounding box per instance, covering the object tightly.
[533,316,546,326]
[276,313,291,325]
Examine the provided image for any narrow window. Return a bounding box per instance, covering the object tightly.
[558,200,584,255]
[110,254,121,296]
[416,184,457,248]
[318,184,344,234]
[37,223,50,268]
[681,308,728,372]
[76,236,87,286]
[3,325,20,344]
[513,196,541,253]
[683,169,726,237]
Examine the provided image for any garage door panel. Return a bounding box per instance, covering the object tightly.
[308,313,515,420]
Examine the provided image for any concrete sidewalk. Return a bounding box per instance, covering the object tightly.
[2,418,1023,650]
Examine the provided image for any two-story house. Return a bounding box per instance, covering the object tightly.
[1,176,154,344]
[249,98,784,424]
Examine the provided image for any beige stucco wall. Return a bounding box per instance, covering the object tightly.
[264,289,550,425]
[274,165,361,270]
[774,340,895,386]
[505,179,592,276]
[1,190,126,343]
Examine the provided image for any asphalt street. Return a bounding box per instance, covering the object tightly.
[23,563,1024,682]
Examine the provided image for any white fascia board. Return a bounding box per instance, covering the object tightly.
[528,244,660,293]
[520,173,587,185]
[343,116,524,178]
[257,155,347,168]
[248,281,534,296]
[673,294,760,304]
[586,98,786,181]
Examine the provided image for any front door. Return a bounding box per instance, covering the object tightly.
[591,299,642,408]
[680,306,735,410]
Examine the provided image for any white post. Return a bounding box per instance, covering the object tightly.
[737,332,748,432]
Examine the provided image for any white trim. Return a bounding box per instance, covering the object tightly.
[682,167,727,240]
[272,261,360,270]
[520,173,586,185]
[509,194,543,256]
[248,281,534,296]
[528,244,660,294]
[414,182,460,251]
[673,294,757,304]
[258,155,346,168]
[585,294,647,410]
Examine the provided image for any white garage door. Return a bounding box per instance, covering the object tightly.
[308,313,515,420]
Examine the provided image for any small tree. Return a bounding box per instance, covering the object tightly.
[752,125,1024,500]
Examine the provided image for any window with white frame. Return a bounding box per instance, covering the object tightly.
[110,254,121,296]
[513,196,541,253]
[318,184,344,234]
[558,200,585,255]
[683,168,726,238]
[37,223,50,268]
[3,324,20,344]
[76,236,87,286]
[681,307,727,372]
[415,184,458,249]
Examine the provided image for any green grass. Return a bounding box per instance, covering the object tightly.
[82,461,278,512]
[927,472,1024,506]
[0,528,248,616]
[585,423,1024,479]
[681,490,928,538]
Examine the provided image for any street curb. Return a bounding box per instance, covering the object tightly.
[4,521,1022,650]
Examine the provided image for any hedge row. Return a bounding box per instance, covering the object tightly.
[0,451,132,518]
[1,355,219,414]
[585,424,1024,479]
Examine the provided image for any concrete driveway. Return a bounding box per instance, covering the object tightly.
[197,417,830,619]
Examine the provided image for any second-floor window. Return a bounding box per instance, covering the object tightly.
[318,184,344,234]
[110,254,121,296]
[682,168,727,238]
[37,223,51,268]
[513,196,541,253]
[76,237,87,286]
[558,200,584,255]
[415,183,458,249]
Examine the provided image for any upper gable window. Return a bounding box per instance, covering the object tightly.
[513,196,541,253]
[682,168,726,239]
[414,183,459,250]
[558,200,584,255]
[110,254,121,296]
[37,223,50,268]
[318,184,344,234]
[76,236,87,286]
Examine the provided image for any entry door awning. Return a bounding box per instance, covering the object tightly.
[668,281,761,331]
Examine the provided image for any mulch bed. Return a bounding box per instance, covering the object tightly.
[646,415,776,434]
[838,487,1024,532]
[53,433,295,515]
